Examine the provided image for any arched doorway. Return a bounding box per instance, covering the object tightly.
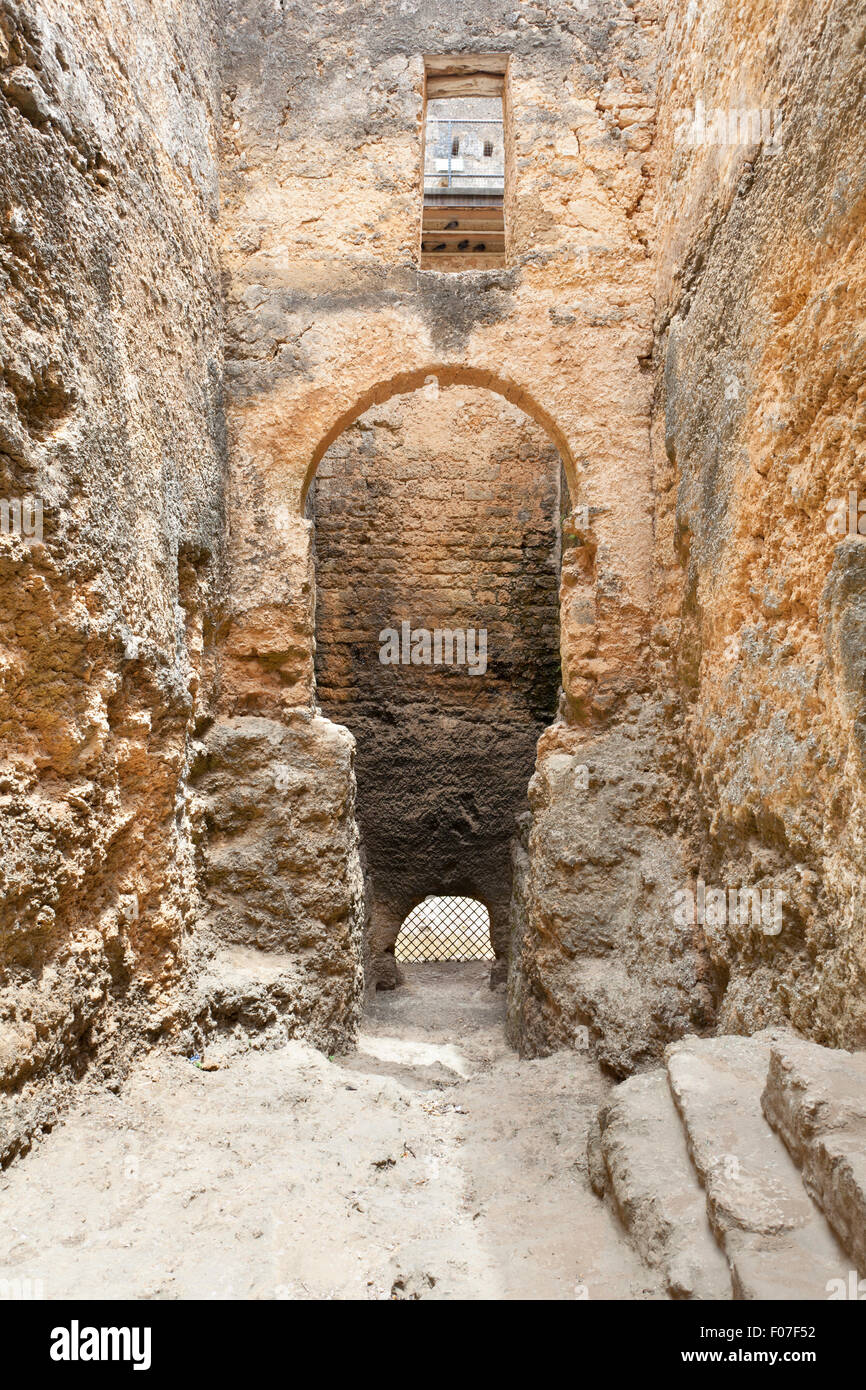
[307,381,568,990]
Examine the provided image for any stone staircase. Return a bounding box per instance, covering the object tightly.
[587,1030,866,1300]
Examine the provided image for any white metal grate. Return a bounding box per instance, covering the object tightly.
[395,895,493,963]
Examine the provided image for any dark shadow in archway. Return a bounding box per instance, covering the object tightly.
[307,382,569,990]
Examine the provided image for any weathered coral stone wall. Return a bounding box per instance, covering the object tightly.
[310,385,562,985]
[3,0,865,1166]
[189,711,364,1051]
[208,0,678,1062]
[0,0,225,1163]
[7,0,864,1131]
[213,0,715,1067]
[217,0,659,718]
[653,0,866,1048]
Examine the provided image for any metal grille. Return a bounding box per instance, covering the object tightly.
[395,896,493,963]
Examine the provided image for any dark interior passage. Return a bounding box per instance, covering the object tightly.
[308,384,565,988]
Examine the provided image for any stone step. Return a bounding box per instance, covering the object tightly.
[591,1070,732,1299]
[762,1032,866,1281]
[666,1032,849,1300]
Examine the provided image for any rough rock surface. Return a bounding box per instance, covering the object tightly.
[507,700,715,1073]
[596,1069,731,1299]
[762,1032,866,1278]
[666,1033,848,1300]
[0,0,224,1164]
[190,712,365,1053]
[654,0,866,1049]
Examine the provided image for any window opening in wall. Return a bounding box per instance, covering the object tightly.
[421,55,508,271]
[395,896,494,963]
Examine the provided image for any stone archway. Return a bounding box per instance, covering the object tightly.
[203,312,663,1062]
[395,896,494,964]
[207,0,662,1065]
[307,380,568,990]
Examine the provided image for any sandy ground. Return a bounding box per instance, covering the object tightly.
[0,963,662,1300]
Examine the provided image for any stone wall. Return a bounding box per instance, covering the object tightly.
[0,0,225,1163]
[212,0,702,1067]
[189,712,364,1051]
[506,704,715,1076]
[217,0,659,718]
[7,0,863,1138]
[653,0,866,1048]
[309,384,562,985]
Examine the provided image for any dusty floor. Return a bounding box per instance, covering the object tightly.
[0,964,661,1300]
